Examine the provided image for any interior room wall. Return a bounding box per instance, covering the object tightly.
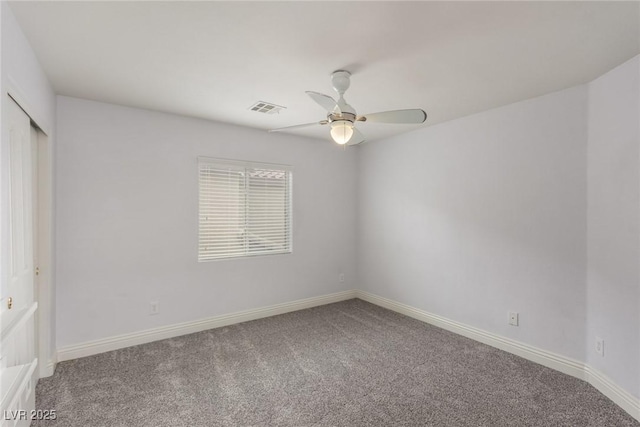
[55,96,358,348]
[356,85,589,361]
[357,55,640,403]
[586,55,640,399]
[1,2,57,371]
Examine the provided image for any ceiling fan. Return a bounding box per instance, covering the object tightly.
[269,70,427,146]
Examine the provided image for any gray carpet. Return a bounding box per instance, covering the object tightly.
[35,299,638,426]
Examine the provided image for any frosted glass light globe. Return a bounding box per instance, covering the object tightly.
[330,121,354,145]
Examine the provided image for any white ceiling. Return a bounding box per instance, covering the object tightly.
[9,1,640,143]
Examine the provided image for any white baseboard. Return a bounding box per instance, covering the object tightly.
[57,290,357,362]
[355,290,585,378]
[355,290,640,422]
[585,365,640,421]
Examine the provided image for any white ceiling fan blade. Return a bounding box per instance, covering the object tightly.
[306,91,341,114]
[347,127,365,145]
[269,120,328,132]
[359,109,427,124]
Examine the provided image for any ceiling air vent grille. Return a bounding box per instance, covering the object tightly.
[249,101,286,114]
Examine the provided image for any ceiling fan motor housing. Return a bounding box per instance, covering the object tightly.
[328,112,356,124]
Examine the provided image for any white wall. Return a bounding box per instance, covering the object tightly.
[357,85,589,361]
[55,96,357,348]
[357,56,640,403]
[586,56,640,398]
[1,2,57,371]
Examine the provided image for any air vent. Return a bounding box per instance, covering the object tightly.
[249,101,286,114]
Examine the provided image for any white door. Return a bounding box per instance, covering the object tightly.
[1,99,35,319]
[0,98,38,427]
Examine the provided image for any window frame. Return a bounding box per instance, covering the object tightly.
[197,156,293,262]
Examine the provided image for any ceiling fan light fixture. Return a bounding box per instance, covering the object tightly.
[330,121,353,145]
[268,70,427,146]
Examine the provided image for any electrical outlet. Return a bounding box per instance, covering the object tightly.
[595,337,604,357]
[508,311,519,326]
[339,273,345,283]
[150,301,159,315]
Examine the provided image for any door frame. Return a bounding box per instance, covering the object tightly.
[6,80,55,378]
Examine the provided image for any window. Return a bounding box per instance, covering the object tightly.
[198,157,292,261]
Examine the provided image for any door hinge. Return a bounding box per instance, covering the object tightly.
[35,267,40,276]
[7,297,13,310]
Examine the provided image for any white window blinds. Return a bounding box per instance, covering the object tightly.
[198,157,292,261]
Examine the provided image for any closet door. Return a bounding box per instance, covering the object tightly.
[1,98,38,427]
[2,98,36,320]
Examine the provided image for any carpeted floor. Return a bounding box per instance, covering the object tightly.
[34,299,638,426]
